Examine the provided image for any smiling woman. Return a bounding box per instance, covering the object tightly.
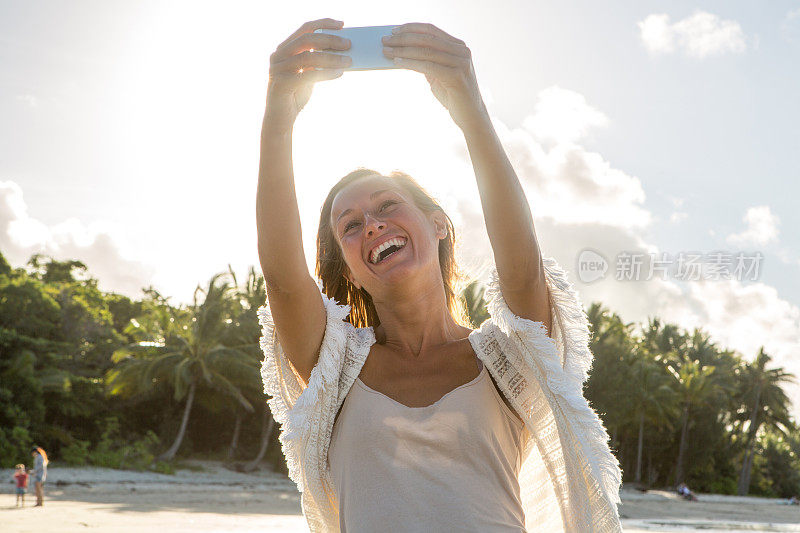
[316,168,466,331]
[256,17,622,533]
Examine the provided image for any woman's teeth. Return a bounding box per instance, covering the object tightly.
[370,238,406,264]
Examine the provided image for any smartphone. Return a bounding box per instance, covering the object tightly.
[313,25,400,71]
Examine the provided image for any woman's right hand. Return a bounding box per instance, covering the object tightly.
[264,18,352,133]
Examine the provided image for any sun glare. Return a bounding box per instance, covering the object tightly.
[107,3,482,291]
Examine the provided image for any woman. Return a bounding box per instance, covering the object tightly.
[257,18,622,532]
[30,446,48,507]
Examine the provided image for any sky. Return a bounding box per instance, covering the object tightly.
[2,1,799,415]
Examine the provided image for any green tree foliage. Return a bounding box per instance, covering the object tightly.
[735,348,795,494]
[106,272,260,461]
[0,252,127,466]
[568,295,797,494]
[754,429,800,498]
[584,303,638,441]
[462,280,490,327]
[0,251,273,471]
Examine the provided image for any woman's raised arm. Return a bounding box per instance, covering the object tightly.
[383,22,552,334]
[256,18,352,384]
[460,113,553,336]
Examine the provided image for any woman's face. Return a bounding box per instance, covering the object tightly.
[330,174,446,294]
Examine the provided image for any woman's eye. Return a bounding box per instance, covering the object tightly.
[344,221,360,233]
[379,200,397,211]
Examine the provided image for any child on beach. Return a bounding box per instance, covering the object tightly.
[13,464,28,507]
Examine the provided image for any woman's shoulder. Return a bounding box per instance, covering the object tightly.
[309,284,376,374]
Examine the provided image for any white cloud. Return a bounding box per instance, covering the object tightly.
[507,87,649,229]
[522,86,609,144]
[726,205,780,247]
[638,11,747,58]
[686,278,800,421]
[670,211,688,223]
[781,8,800,44]
[776,247,800,268]
[668,197,688,223]
[638,14,677,54]
[16,94,39,108]
[0,180,155,299]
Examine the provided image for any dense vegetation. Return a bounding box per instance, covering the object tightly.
[1,250,797,497]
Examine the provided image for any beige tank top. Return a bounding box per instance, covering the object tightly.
[328,358,530,532]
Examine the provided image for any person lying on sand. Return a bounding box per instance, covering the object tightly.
[677,482,698,502]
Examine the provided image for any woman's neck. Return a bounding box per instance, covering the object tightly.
[371,271,470,358]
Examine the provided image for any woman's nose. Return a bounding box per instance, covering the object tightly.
[365,214,385,235]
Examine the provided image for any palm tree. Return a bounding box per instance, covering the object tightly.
[226,265,277,468]
[107,272,258,461]
[243,409,276,472]
[628,349,679,483]
[668,359,720,485]
[639,317,685,357]
[736,347,795,495]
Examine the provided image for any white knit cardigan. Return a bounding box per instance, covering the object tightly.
[257,256,623,532]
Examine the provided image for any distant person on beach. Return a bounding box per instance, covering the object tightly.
[13,464,28,507]
[677,482,698,501]
[256,18,623,531]
[30,446,48,507]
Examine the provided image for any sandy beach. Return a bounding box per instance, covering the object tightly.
[2,462,799,532]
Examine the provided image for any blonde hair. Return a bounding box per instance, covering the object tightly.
[316,168,470,329]
[31,446,48,466]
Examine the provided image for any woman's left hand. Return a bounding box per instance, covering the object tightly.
[382,23,488,130]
